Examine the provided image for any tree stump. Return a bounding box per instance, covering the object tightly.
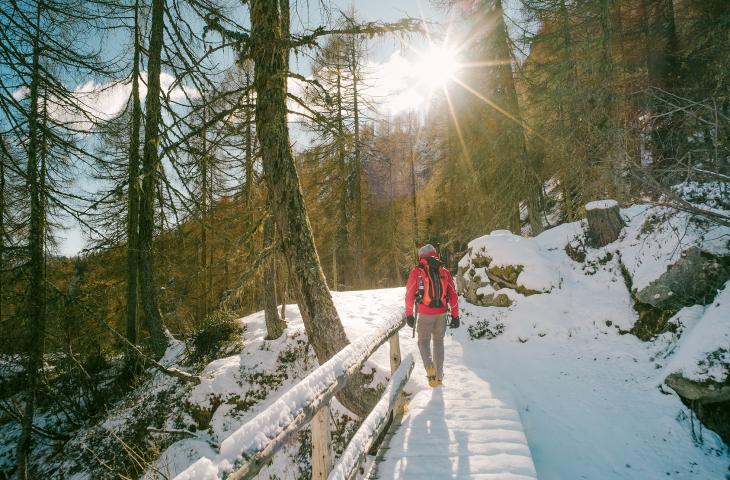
[586,200,624,247]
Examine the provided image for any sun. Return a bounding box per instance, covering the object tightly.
[373,43,462,114]
[413,44,461,92]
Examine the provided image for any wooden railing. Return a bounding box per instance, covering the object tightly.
[175,314,413,480]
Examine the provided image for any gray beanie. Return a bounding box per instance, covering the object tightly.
[418,244,437,258]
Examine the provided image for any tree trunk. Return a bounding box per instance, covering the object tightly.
[0,142,4,325]
[498,0,542,235]
[17,3,45,476]
[138,0,167,357]
[244,62,254,205]
[586,200,624,246]
[408,114,418,248]
[126,0,142,346]
[349,32,364,288]
[250,0,378,416]
[200,101,209,319]
[263,208,285,339]
[335,63,349,290]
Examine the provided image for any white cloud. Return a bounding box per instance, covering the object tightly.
[45,72,200,133]
[363,47,459,116]
[365,51,426,114]
[11,86,29,101]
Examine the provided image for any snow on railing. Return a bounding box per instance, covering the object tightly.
[174,313,410,480]
[329,353,414,480]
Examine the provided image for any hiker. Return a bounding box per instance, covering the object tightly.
[405,244,459,387]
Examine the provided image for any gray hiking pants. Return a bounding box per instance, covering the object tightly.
[416,313,447,380]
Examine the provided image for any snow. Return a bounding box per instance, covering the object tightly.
[174,290,406,479]
[672,181,729,211]
[456,324,728,479]
[449,298,729,479]
[461,230,562,292]
[619,203,730,292]
[664,281,730,383]
[586,199,618,210]
[451,200,729,478]
[376,340,537,479]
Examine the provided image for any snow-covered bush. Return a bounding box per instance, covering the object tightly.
[467,319,505,340]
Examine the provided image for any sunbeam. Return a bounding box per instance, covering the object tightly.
[442,84,472,169]
[452,77,543,140]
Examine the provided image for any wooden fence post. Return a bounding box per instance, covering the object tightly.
[389,332,404,415]
[389,332,402,374]
[311,401,331,479]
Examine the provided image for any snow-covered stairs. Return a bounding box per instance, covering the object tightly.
[375,336,538,479]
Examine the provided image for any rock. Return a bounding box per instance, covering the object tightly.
[665,373,730,404]
[665,373,730,445]
[457,231,560,307]
[491,293,513,307]
[474,292,512,308]
[457,260,517,307]
[635,248,730,310]
[629,248,730,340]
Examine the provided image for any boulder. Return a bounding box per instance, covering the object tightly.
[635,247,730,310]
[457,231,559,307]
[630,249,730,341]
[665,373,730,404]
[457,265,514,307]
[665,373,730,445]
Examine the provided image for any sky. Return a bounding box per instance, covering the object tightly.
[51,0,450,256]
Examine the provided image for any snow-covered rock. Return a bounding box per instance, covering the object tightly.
[619,204,730,294]
[633,246,730,310]
[664,281,730,385]
[616,204,730,341]
[457,230,562,307]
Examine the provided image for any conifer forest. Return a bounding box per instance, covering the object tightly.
[0,0,729,479]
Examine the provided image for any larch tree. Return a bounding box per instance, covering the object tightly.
[205,0,422,415]
[0,0,117,474]
[126,0,143,347]
[137,0,168,357]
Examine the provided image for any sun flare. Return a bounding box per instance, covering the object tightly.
[413,44,461,91]
[374,43,462,114]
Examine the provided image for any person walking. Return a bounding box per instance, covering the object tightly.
[405,244,459,387]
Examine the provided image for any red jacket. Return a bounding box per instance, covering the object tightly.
[405,253,459,317]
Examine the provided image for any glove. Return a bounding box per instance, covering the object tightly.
[406,315,415,328]
[449,315,460,329]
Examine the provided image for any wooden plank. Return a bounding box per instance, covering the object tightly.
[312,402,331,479]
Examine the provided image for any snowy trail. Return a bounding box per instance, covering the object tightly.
[375,332,538,479]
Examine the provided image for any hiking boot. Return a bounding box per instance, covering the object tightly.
[428,376,439,388]
[425,363,438,387]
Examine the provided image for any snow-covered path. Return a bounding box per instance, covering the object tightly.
[375,333,538,479]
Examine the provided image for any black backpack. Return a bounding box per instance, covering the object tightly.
[417,256,447,308]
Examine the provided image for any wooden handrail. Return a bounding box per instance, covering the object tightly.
[328,353,414,480]
[174,313,409,480]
